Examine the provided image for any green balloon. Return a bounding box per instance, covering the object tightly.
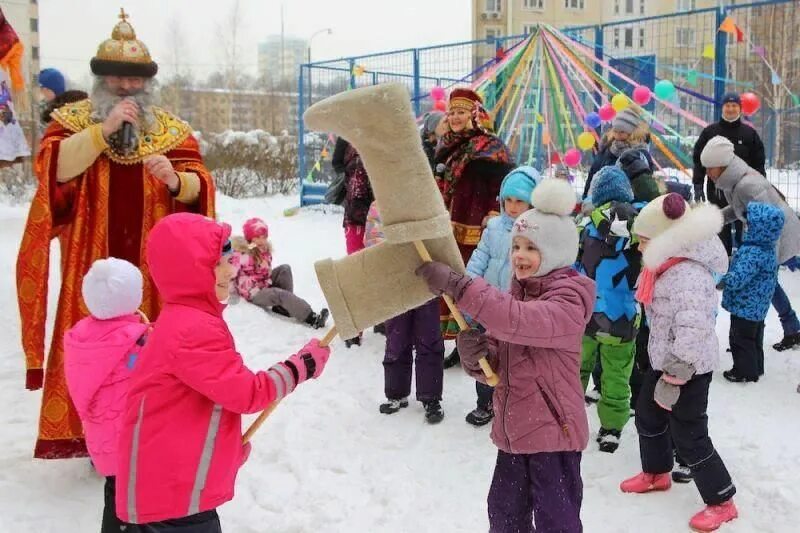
[654,80,676,100]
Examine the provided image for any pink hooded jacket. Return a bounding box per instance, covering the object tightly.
[64,315,148,477]
[116,214,289,524]
[458,268,595,455]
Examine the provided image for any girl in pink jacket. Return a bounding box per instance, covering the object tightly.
[114,213,331,531]
[416,180,595,533]
[64,257,150,533]
[233,217,328,329]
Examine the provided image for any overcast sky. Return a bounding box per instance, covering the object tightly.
[37,0,472,85]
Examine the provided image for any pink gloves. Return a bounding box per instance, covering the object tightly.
[286,339,331,383]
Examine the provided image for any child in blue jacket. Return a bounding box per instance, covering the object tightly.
[721,202,784,383]
[463,166,538,426]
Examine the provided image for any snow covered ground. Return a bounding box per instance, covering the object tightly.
[1,193,799,532]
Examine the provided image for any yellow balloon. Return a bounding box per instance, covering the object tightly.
[577,132,595,151]
[611,93,630,112]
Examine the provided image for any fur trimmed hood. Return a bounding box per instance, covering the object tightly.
[642,203,726,273]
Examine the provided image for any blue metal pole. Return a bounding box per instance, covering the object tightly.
[413,49,421,116]
[713,7,728,120]
[349,58,356,90]
[298,65,306,206]
[594,25,604,77]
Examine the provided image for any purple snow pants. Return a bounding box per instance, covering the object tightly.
[383,298,444,402]
[488,450,583,533]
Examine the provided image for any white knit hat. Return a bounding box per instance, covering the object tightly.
[633,193,688,240]
[700,135,736,168]
[511,179,579,277]
[82,258,143,320]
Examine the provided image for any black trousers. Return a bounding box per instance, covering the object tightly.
[729,315,765,379]
[101,476,221,533]
[635,370,736,505]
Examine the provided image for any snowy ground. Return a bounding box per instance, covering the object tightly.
[1,193,799,532]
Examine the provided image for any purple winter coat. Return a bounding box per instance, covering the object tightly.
[457,267,595,455]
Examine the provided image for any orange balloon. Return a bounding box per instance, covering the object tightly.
[542,130,551,145]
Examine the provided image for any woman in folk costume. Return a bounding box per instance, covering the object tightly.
[434,88,514,354]
[16,10,215,459]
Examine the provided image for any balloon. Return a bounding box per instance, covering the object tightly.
[740,92,761,115]
[434,99,447,112]
[585,112,602,129]
[430,86,446,101]
[542,130,551,145]
[550,152,561,164]
[577,132,595,151]
[564,148,582,167]
[611,93,630,112]
[632,85,652,105]
[598,104,616,122]
[654,80,676,100]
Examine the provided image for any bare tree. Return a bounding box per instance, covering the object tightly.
[216,0,245,130]
[745,3,800,166]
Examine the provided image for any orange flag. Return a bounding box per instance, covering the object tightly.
[719,16,737,35]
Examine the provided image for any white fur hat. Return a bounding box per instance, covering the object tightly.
[700,135,736,168]
[82,258,143,320]
[511,179,579,277]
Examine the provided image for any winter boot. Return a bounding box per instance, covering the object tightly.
[373,322,386,336]
[722,370,758,383]
[584,388,601,404]
[688,500,738,532]
[672,464,694,484]
[345,336,362,348]
[379,398,409,414]
[443,347,460,369]
[423,400,444,424]
[597,428,621,453]
[272,306,291,318]
[620,472,672,494]
[304,309,329,330]
[465,405,494,427]
[772,332,800,352]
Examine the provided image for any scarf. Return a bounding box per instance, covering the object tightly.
[635,257,686,306]
[434,129,511,205]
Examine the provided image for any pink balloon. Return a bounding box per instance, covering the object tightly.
[564,148,582,167]
[633,85,652,105]
[430,86,446,101]
[434,99,447,112]
[598,104,616,122]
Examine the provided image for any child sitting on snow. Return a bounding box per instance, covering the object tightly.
[365,201,446,424]
[416,180,595,532]
[463,165,537,427]
[621,193,738,532]
[233,217,328,329]
[577,166,642,453]
[720,202,784,383]
[114,213,331,531]
[64,258,150,533]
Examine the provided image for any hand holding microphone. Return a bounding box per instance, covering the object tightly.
[102,98,139,144]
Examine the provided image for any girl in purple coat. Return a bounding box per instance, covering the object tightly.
[416,180,595,533]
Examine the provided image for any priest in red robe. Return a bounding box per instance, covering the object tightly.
[16,10,215,459]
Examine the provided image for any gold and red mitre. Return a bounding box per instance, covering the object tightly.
[90,8,158,78]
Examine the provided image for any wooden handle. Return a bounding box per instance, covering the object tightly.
[242,326,338,443]
[414,240,499,386]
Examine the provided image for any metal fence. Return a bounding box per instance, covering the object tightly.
[298,0,798,207]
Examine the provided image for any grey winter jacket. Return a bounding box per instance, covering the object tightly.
[715,156,800,263]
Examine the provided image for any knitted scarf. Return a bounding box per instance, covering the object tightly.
[635,257,686,306]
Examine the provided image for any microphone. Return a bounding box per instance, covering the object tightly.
[121,121,134,150]
[435,163,446,178]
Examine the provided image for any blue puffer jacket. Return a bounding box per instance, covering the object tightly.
[466,213,515,290]
[722,202,784,322]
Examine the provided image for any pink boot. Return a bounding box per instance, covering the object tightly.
[689,500,738,532]
[619,472,672,493]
